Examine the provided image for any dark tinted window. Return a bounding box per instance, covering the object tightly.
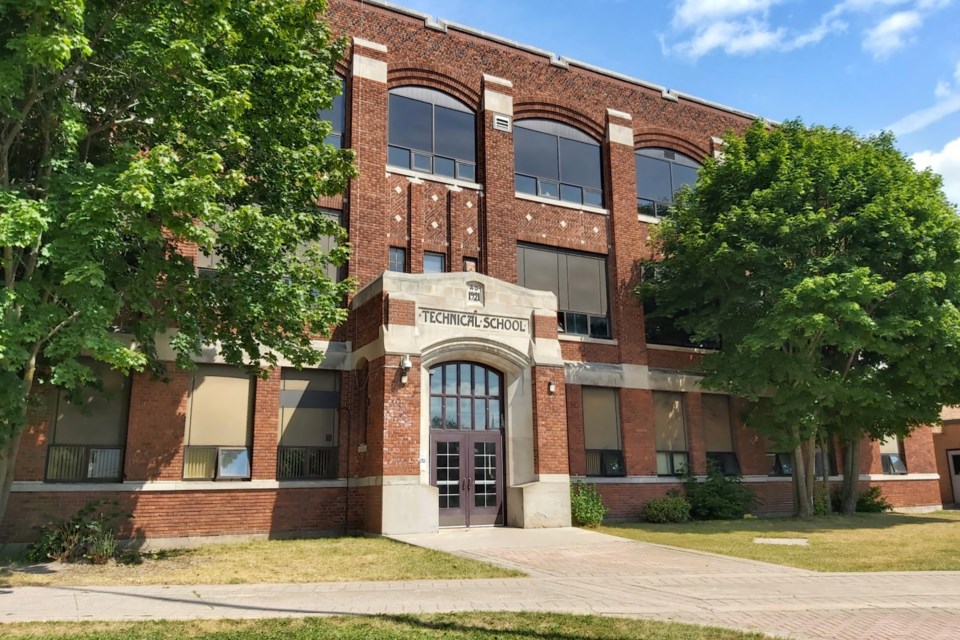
[635,148,701,218]
[388,87,477,182]
[317,76,346,148]
[389,94,433,152]
[514,120,603,207]
[517,243,609,339]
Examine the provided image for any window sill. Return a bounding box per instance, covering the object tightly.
[647,343,718,354]
[559,334,618,346]
[387,165,483,191]
[637,213,662,224]
[515,192,609,215]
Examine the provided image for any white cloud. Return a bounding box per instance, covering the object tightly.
[672,19,786,58]
[912,136,960,206]
[886,60,960,136]
[862,10,922,58]
[663,0,950,61]
[672,0,781,29]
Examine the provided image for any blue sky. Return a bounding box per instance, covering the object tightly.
[389,0,960,204]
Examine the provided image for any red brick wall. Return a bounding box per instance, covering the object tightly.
[933,423,960,504]
[620,389,656,476]
[124,365,190,481]
[566,384,586,476]
[531,366,569,475]
[252,369,280,481]
[14,388,56,481]
[1,488,347,543]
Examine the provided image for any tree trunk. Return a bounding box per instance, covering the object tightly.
[0,348,39,527]
[804,432,816,514]
[818,429,832,514]
[841,436,861,515]
[791,424,811,517]
[0,430,23,525]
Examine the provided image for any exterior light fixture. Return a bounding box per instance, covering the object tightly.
[399,354,413,385]
[548,381,556,395]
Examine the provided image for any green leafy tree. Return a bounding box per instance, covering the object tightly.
[639,120,960,515]
[0,0,356,525]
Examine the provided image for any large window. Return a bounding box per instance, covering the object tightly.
[582,387,624,477]
[703,394,740,475]
[514,119,603,207]
[429,363,503,431]
[388,86,476,182]
[46,365,129,482]
[653,391,688,476]
[317,76,346,148]
[635,148,700,218]
[516,243,610,339]
[311,208,346,283]
[880,436,908,475]
[277,369,339,480]
[183,366,253,480]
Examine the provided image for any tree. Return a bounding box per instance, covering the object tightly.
[0,0,356,526]
[639,120,960,515]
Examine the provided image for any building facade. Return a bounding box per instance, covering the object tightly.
[2,0,945,545]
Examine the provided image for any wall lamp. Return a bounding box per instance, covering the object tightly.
[399,354,413,385]
[548,381,556,395]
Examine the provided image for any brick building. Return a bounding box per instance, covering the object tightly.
[2,0,945,545]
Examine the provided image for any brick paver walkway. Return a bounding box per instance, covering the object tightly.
[3,527,959,640]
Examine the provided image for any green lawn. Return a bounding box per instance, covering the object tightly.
[601,510,960,572]
[0,613,772,639]
[0,536,521,587]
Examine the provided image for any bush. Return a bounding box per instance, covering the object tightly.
[642,491,692,523]
[683,462,755,520]
[570,479,607,527]
[831,486,893,513]
[26,500,126,564]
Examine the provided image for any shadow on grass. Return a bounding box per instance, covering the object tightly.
[609,512,960,536]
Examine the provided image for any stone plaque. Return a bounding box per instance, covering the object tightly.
[467,281,484,306]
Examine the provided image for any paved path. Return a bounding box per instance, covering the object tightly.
[3,527,960,640]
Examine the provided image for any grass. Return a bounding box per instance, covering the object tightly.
[0,536,522,587]
[601,510,960,572]
[0,612,772,639]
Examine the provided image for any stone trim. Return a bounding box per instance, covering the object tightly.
[514,192,609,215]
[353,53,388,83]
[386,166,483,191]
[11,479,348,492]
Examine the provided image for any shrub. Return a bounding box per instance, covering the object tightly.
[570,479,607,527]
[26,500,126,564]
[831,486,893,513]
[642,491,692,523]
[683,462,755,520]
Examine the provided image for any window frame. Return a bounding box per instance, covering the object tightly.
[514,119,604,207]
[182,365,254,481]
[428,362,503,431]
[45,365,131,483]
[635,147,701,219]
[389,246,407,273]
[387,86,477,182]
[317,75,347,149]
[702,394,740,476]
[880,437,908,475]
[653,391,689,477]
[423,251,446,274]
[767,452,794,477]
[582,386,625,478]
[516,243,611,340]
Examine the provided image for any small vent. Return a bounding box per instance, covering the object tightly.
[493,114,512,132]
[663,150,676,160]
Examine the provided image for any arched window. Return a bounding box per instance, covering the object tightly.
[318,76,346,148]
[388,86,477,182]
[635,148,701,218]
[514,119,603,207]
[429,362,503,430]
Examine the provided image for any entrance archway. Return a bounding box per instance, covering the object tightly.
[428,362,505,526]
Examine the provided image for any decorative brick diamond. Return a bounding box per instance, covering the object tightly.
[466,227,474,235]
[431,194,439,202]
[394,215,402,222]
[431,221,439,229]
[394,186,402,194]
[560,220,567,228]
[525,214,533,221]
[466,201,473,209]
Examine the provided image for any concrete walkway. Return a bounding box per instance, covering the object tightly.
[3,527,960,640]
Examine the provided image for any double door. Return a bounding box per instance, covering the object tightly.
[431,430,504,527]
